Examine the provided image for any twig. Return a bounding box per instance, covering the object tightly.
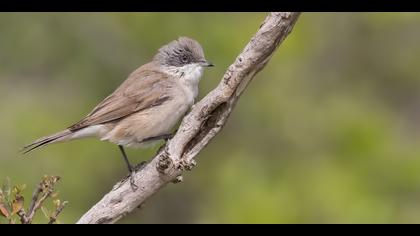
[27,182,43,217]
[25,176,61,224]
[17,208,29,224]
[48,201,68,224]
[27,189,53,222]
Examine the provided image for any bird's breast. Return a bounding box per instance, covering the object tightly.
[101,93,193,148]
[102,66,203,148]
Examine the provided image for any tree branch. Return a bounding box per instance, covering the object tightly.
[77,12,301,224]
[48,200,68,224]
[14,175,63,224]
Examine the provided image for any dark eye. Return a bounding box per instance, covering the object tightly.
[181,55,188,63]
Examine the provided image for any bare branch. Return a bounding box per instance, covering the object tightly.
[77,12,301,224]
[17,208,29,224]
[26,176,61,224]
[48,201,68,224]
[27,182,43,217]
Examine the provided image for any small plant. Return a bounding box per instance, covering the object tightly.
[0,175,67,224]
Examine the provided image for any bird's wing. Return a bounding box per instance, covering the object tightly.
[68,68,175,131]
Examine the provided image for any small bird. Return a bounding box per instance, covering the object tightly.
[22,37,214,188]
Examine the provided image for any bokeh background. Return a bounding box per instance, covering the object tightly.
[2,12,420,223]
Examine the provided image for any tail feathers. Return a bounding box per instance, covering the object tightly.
[21,129,73,155]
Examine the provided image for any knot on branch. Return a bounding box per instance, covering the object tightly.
[156,149,173,174]
[178,159,197,171]
[172,175,184,184]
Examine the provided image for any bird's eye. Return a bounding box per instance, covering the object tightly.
[181,55,188,63]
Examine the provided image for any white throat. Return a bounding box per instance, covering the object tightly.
[163,63,203,100]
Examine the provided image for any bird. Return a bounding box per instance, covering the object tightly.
[22,36,214,188]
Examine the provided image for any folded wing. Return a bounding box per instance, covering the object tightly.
[69,66,174,131]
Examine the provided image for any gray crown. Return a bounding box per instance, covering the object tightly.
[153,37,206,67]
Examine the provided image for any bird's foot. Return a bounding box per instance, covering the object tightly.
[129,171,138,191]
[128,161,147,191]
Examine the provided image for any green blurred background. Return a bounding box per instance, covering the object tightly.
[2,12,420,224]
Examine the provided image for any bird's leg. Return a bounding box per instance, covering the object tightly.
[118,145,134,173]
[118,145,138,190]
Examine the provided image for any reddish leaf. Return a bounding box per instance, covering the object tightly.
[0,203,9,218]
[12,195,24,215]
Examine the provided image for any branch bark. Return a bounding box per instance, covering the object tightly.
[77,12,301,224]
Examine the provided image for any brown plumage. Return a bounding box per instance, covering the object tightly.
[22,63,180,153]
[69,63,174,132]
[22,37,213,156]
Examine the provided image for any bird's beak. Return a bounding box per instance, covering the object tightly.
[200,60,214,67]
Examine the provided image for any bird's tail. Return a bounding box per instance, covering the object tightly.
[21,129,73,154]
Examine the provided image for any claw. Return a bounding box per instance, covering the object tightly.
[129,171,138,191]
[129,162,148,191]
